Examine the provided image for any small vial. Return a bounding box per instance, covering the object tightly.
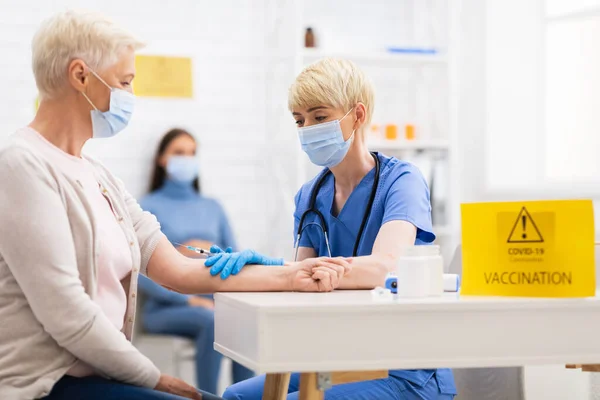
[304,27,315,48]
[385,124,398,140]
[405,124,415,140]
[369,124,381,139]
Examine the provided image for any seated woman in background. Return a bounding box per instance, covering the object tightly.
[139,129,254,395]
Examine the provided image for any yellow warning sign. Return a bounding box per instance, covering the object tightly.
[134,55,193,98]
[461,200,595,298]
[507,207,543,243]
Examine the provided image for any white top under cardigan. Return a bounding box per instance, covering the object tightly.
[0,129,164,399]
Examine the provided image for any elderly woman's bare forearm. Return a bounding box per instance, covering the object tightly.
[146,236,293,293]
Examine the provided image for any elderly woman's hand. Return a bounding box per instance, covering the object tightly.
[155,374,202,399]
[205,245,284,279]
[290,257,353,292]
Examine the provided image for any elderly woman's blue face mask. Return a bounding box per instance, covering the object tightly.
[81,69,135,139]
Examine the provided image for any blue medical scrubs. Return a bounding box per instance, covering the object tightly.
[223,153,457,400]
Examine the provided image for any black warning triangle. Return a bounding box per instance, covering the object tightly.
[507,207,544,243]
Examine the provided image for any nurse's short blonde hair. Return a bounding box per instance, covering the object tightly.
[32,10,145,99]
[288,58,375,126]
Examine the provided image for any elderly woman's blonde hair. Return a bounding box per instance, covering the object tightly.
[32,10,145,99]
[288,58,375,126]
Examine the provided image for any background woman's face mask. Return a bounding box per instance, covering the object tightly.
[81,69,135,139]
[297,108,355,168]
[167,156,199,183]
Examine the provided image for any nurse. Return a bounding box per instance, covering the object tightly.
[220,58,457,399]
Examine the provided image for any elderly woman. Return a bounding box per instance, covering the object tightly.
[0,10,350,400]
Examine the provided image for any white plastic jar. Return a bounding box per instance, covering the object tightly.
[396,245,444,298]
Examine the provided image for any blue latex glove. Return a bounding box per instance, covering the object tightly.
[205,246,284,279]
[209,245,233,255]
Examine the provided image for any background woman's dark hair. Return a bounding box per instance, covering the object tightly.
[149,128,200,193]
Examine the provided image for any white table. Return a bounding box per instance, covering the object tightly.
[214,291,600,399]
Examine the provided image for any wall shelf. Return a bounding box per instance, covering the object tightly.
[367,139,450,151]
[545,6,600,22]
[300,48,447,65]
[261,0,459,256]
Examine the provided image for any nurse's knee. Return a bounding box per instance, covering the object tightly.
[222,383,245,400]
[221,387,238,400]
[222,377,264,400]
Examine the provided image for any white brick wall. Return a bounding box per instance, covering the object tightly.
[0,0,292,255]
[0,0,452,259]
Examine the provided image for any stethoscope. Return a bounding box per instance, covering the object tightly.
[294,152,381,261]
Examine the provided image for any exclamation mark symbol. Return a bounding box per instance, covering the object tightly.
[522,215,527,239]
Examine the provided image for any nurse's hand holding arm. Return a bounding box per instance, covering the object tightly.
[297,166,432,290]
[296,220,416,289]
[147,236,351,294]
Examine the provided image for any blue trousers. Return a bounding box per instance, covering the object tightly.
[143,305,254,395]
[223,372,454,400]
[43,375,223,400]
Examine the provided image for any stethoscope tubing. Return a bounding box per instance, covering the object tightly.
[294,152,380,261]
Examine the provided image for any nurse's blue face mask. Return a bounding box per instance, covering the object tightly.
[298,107,355,168]
[81,68,135,139]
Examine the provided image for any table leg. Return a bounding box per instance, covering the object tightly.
[262,373,291,400]
[331,370,388,384]
[299,372,324,400]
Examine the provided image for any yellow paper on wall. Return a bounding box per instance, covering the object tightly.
[134,55,193,98]
[461,200,595,297]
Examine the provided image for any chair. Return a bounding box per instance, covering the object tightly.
[170,336,196,378]
[133,290,235,394]
[447,245,526,400]
[132,289,196,380]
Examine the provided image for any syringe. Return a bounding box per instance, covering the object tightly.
[173,242,215,257]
